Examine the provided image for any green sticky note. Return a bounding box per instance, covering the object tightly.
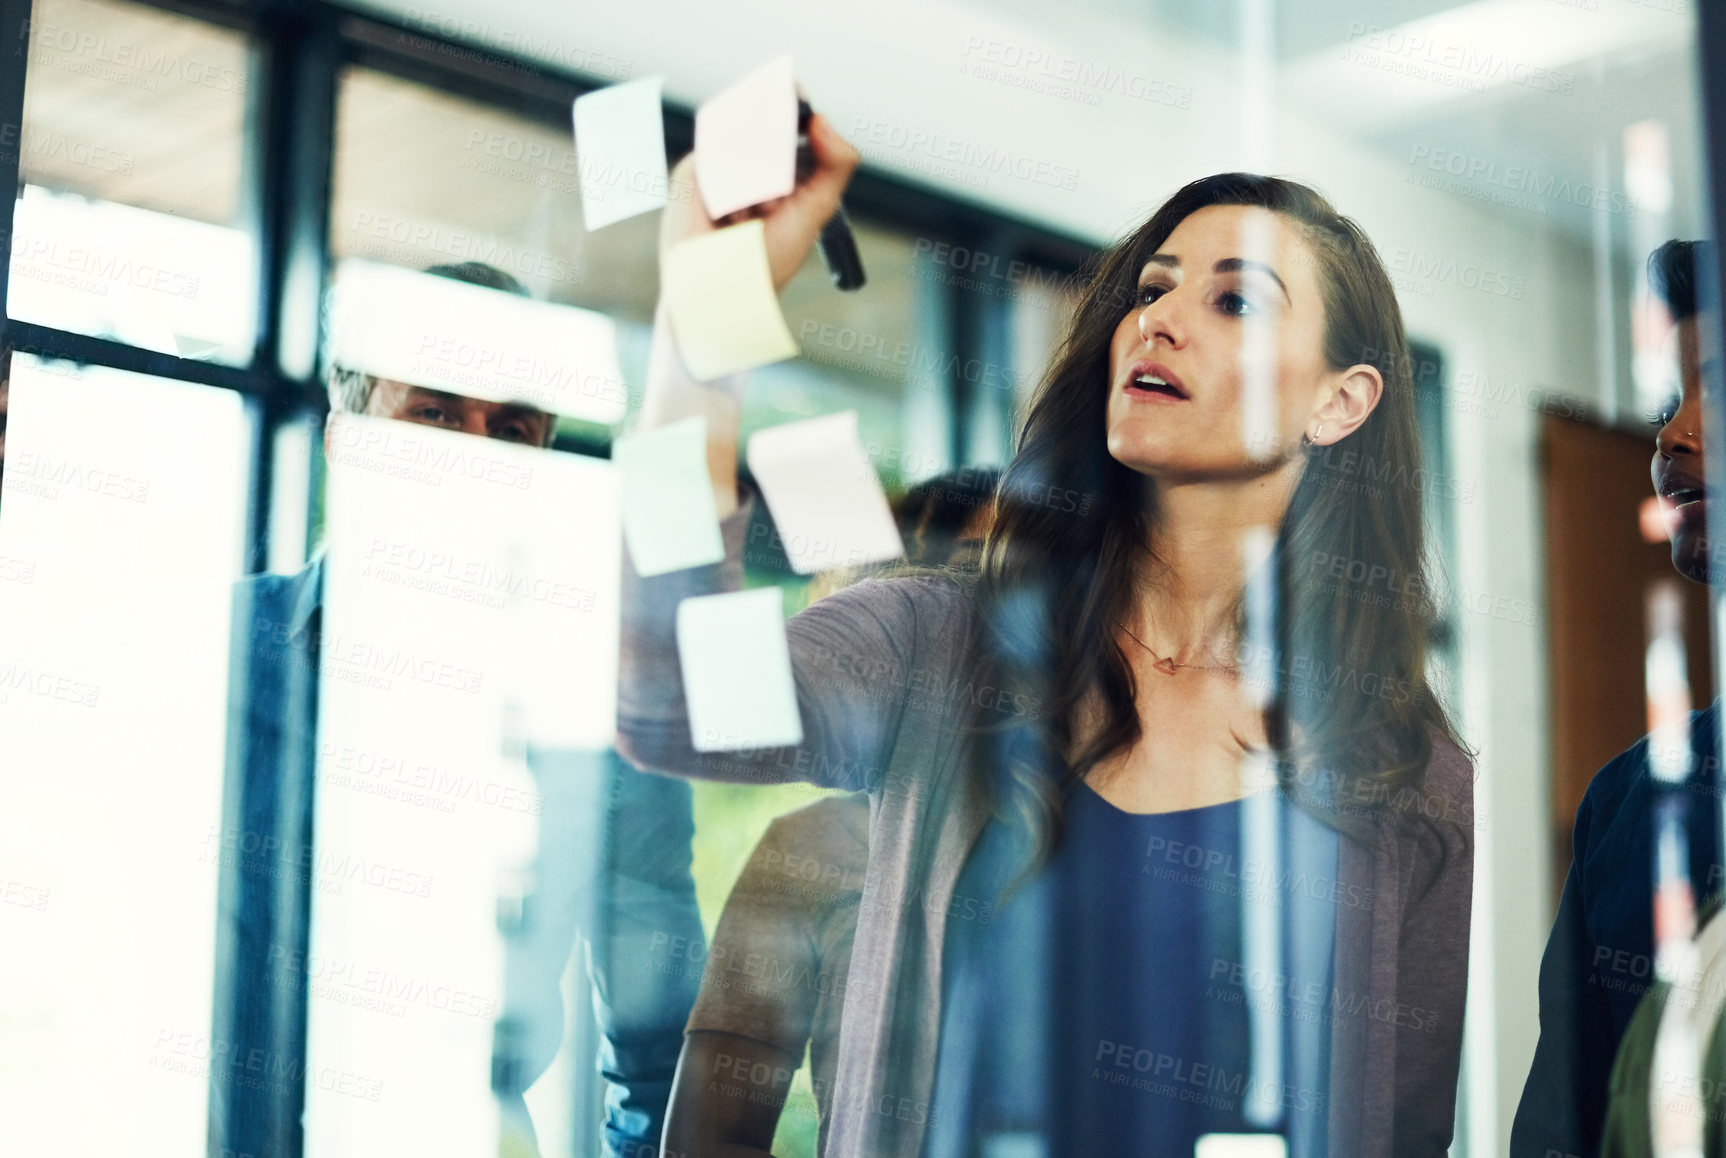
[615,415,725,577]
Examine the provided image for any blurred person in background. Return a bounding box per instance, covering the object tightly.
[893,465,999,572]
[1514,239,1723,1158]
[661,468,998,1158]
[663,792,869,1158]
[213,261,703,1158]
[622,115,1472,1158]
[806,465,1001,600]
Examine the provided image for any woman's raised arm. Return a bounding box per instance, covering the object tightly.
[635,115,860,517]
[616,118,961,794]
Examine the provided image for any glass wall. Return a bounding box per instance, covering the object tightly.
[4,1,1724,1157]
[0,359,250,1155]
[319,51,988,1156]
[0,4,1089,1157]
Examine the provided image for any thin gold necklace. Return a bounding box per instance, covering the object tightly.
[1117,622,1240,676]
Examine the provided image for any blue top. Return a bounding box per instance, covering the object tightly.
[927,782,1337,1158]
[1513,700,1725,1158]
[1054,787,1259,1147]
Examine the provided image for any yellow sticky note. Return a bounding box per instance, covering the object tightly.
[663,219,799,381]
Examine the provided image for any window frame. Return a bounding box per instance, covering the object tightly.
[0,0,1099,573]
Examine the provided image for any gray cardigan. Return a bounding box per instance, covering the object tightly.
[619,505,1474,1157]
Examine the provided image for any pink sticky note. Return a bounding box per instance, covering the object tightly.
[694,56,798,220]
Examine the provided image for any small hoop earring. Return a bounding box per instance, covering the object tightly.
[1310,423,1324,445]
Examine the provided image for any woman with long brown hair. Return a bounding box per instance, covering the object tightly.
[623,116,1472,1158]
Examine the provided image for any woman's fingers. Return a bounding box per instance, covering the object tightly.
[803,113,862,206]
[758,114,861,289]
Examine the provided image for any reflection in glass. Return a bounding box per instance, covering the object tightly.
[0,356,249,1157]
[14,0,256,362]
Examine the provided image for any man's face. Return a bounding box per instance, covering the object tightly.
[1652,317,1719,582]
[365,379,554,446]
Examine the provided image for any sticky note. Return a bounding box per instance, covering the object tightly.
[573,77,669,231]
[1194,1137,1287,1158]
[676,587,803,751]
[662,220,799,380]
[328,260,627,423]
[694,55,798,220]
[746,411,904,574]
[614,416,725,577]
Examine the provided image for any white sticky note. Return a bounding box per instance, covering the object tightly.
[676,588,803,751]
[663,220,799,380]
[614,416,724,577]
[573,77,668,230]
[694,55,798,220]
[326,260,627,423]
[1194,1136,1287,1158]
[746,411,904,574]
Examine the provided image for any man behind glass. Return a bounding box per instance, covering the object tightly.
[210,262,703,1158]
[1512,240,1721,1158]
